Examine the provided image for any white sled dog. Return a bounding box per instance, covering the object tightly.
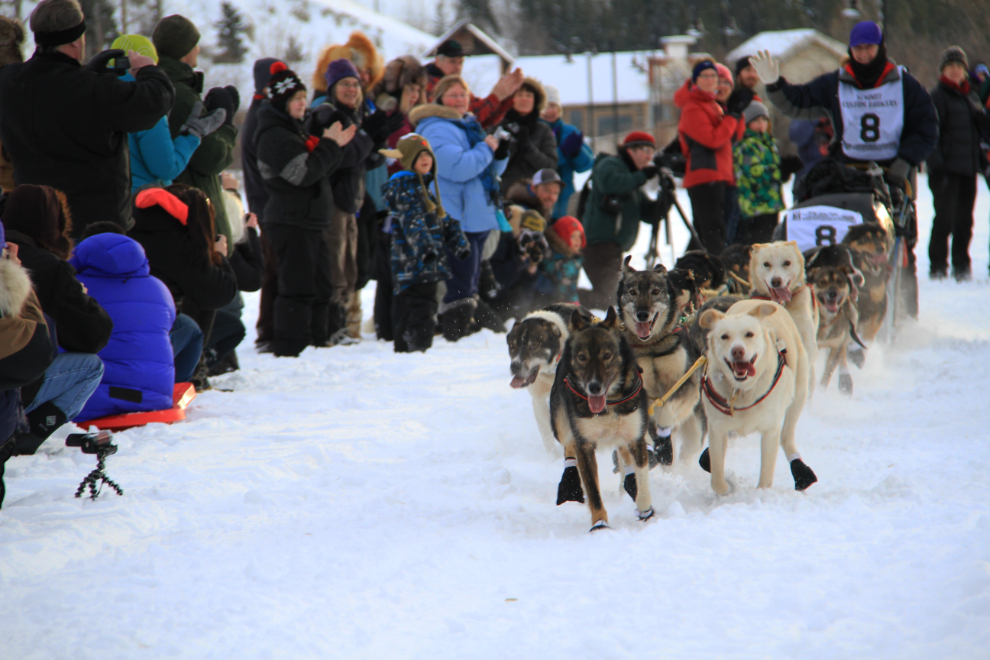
[698,300,818,495]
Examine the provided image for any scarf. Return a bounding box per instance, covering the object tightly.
[846,43,890,89]
[452,114,500,206]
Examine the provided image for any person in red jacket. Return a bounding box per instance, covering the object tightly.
[677,60,749,253]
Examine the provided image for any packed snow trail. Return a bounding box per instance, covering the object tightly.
[1,177,988,659]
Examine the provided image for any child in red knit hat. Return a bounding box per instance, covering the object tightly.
[539,216,585,303]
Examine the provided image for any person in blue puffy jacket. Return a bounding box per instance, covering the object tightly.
[110,35,226,192]
[69,225,177,421]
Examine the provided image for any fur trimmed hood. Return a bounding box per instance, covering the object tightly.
[0,257,33,318]
[312,31,384,94]
[408,103,463,128]
[521,76,548,114]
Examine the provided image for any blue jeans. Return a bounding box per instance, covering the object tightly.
[444,230,490,303]
[25,352,104,421]
[170,313,203,382]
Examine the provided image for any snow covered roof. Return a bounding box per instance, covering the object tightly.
[727,29,847,64]
[511,52,652,107]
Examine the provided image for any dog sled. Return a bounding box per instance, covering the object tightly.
[774,158,918,341]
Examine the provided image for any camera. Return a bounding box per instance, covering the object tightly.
[492,126,512,142]
[112,56,131,71]
[653,151,686,179]
[600,194,624,215]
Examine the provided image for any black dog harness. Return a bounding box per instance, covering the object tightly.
[701,349,787,416]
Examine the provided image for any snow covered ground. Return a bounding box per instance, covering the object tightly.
[2,176,989,659]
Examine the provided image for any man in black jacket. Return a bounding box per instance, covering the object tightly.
[0,0,174,236]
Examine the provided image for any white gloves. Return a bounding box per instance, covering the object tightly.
[749,50,780,85]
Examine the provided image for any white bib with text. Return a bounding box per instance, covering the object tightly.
[838,66,905,162]
[784,205,863,252]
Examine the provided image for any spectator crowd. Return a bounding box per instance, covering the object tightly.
[0,0,986,504]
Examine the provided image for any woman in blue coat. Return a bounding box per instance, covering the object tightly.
[409,74,508,341]
[69,228,177,421]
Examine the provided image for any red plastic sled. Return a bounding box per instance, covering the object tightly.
[76,383,198,432]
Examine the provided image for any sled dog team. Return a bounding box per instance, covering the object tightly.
[508,234,889,532]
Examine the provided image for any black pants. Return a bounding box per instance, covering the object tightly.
[392,282,439,353]
[265,224,334,357]
[205,299,246,368]
[928,171,977,273]
[373,229,394,341]
[735,213,779,246]
[687,182,727,254]
[256,228,280,343]
[578,241,623,310]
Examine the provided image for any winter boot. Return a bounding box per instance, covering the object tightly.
[556,459,584,505]
[477,259,500,302]
[207,350,240,377]
[1,436,15,508]
[439,298,476,342]
[190,359,212,392]
[320,303,358,347]
[790,457,818,491]
[13,401,68,456]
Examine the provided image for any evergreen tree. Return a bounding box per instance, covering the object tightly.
[79,0,118,59]
[214,2,248,64]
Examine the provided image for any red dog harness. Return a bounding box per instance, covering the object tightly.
[701,350,787,416]
[564,371,644,411]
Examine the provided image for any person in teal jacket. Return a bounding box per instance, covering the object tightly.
[113,34,226,192]
[541,85,594,219]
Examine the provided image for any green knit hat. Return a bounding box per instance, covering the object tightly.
[380,133,446,219]
[152,15,200,60]
[111,34,158,65]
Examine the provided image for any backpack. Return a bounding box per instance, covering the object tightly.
[575,152,617,221]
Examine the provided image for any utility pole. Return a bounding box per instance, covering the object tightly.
[120,0,128,34]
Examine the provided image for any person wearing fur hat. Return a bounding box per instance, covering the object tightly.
[540,85,594,219]
[311,32,384,102]
[381,133,469,352]
[0,0,173,236]
[2,184,109,456]
[539,215,585,304]
[677,60,747,254]
[496,77,559,191]
[577,130,661,309]
[410,74,510,340]
[255,62,357,356]
[926,46,989,281]
[733,102,802,245]
[112,34,226,193]
[152,14,240,257]
[424,39,525,129]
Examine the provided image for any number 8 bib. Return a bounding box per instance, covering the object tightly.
[838,65,905,162]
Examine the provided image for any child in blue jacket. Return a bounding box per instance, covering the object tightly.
[381,133,469,352]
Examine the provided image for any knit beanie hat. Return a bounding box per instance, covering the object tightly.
[939,46,968,72]
[544,84,562,106]
[111,34,157,64]
[735,56,754,77]
[552,215,586,250]
[715,62,733,85]
[692,60,717,83]
[743,100,770,126]
[436,39,464,58]
[152,15,200,60]
[253,57,282,95]
[380,133,446,219]
[325,58,361,91]
[623,130,656,149]
[849,21,883,47]
[268,62,307,113]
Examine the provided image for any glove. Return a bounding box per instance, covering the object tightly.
[179,101,226,139]
[455,245,471,261]
[749,50,780,85]
[726,88,754,116]
[362,109,391,141]
[779,154,804,181]
[306,103,337,136]
[493,139,510,160]
[223,86,240,121]
[640,164,659,180]
[886,158,911,187]
[86,49,126,76]
[204,87,234,126]
[559,130,584,158]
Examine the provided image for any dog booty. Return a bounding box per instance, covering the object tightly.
[848,346,865,369]
[623,472,637,501]
[838,373,853,395]
[589,520,610,533]
[556,465,584,505]
[653,427,673,466]
[698,447,711,473]
[790,458,818,491]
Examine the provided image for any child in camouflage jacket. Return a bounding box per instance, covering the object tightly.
[734,101,784,245]
[381,133,469,352]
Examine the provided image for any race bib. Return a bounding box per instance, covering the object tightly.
[838,66,905,162]
[784,206,863,252]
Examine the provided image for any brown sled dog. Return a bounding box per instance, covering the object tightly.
[616,257,703,467]
[550,307,653,531]
[805,244,865,394]
[842,223,891,354]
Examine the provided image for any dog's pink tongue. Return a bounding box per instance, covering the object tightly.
[771,287,792,303]
[825,301,839,314]
[588,395,607,414]
[634,321,651,339]
[733,361,757,377]
[510,376,527,388]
